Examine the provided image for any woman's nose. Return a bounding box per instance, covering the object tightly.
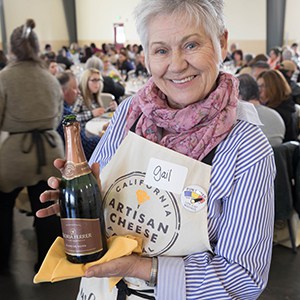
[168,50,188,73]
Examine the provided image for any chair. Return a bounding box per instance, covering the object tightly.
[100,93,115,109]
[273,141,300,253]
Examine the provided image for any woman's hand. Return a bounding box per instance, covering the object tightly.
[85,255,152,282]
[37,159,101,218]
[109,101,118,111]
[92,107,106,117]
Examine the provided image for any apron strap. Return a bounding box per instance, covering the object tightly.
[116,279,155,300]
[129,114,142,133]
[11,129,57,174]
[201,146,217,166]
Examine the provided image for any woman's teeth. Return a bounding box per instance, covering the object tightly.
[172,76,195,84]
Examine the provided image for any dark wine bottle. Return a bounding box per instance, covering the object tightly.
[59,114,107,264]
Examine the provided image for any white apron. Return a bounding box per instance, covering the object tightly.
[77,131,212,300]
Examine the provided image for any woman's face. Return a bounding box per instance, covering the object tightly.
[88,73,101,94]
[257,77,267,104]
[49,62,58,76]
[147,14,227,108]
[119,53,126,63]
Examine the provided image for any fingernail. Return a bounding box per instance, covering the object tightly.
[85,270,95,278]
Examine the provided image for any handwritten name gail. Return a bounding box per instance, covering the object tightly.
[153,165,173,182]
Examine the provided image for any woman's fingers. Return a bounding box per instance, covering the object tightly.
[36,203,60,218]
[53,158,66,172]
[47,176,60,189]
[40,189,59,203]
[91,162,101,189]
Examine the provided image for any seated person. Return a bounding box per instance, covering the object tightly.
[85,56,125,103]
[117,49,134,80]
[71,68,117,128]
[250,60,270,79]
[257,70,298,142]
[238,74,285,146]
[135,51,149,77]
[278,60,300,104]
[56,71,100,160]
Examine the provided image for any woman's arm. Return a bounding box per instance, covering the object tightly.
[157,124,276,300]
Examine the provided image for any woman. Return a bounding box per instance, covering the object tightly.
[85,56,125,103]
[72,68,117,128]
[0,19,63,273]
[38,1,275,299]
[267,47,281,69]
[232,49,244,68]
[117,50,135,80]
[238,73,286,147]
[257,69,298,142]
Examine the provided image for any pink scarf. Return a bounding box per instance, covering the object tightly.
[125,72,239,161]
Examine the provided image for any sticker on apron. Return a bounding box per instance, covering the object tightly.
[181,185,208,213]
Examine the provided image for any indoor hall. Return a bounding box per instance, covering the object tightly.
[1,0,300,299]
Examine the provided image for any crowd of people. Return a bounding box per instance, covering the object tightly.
[0,0,300,299]
[0,17,150,278]
[224,42,300,145]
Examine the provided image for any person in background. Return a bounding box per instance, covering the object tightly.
[85,56,125,103]
[134,50,149,78]
[257,69,298,142]
[80,46,93,63]
[291,42,300,60]
[0,50,8,70]
[46,59,59,76]
[268,47,281,69]
[238,73,285,146]
[101,55,122,80]
[72,68,117,128]
[250,60,270,79]
[117,49,134,80]
[237,53,253,75]
[56,47,73,70]
[38,0,275,299]
[278,60,300,104]
[43,43,52,55]
[56,71,101,160]
[232,49,244,69]
[107,47,119,65]
[0,19,63,274]
[90,42,102,55]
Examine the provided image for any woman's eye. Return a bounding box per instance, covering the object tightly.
[155,48,167,55]
[186,42,197,50]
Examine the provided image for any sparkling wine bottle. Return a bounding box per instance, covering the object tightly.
[59,114,107,263]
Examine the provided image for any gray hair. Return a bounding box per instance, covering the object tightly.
[10,18,41,63]
[134,0,226,63]
[237,74,260,101]
[85,56,104,72]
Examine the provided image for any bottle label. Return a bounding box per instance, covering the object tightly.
[61,218,103,256]
[62,161,91,180]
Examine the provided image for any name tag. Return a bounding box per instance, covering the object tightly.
[144,158,188,194]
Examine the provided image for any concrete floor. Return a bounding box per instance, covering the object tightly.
[1,209,300,300]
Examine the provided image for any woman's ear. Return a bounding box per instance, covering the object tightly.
[220,30,228,61]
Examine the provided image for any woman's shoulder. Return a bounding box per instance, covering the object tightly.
[212,120,274,182]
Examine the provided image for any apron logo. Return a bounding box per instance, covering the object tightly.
[103,171,181,255]
[181,185,207,213]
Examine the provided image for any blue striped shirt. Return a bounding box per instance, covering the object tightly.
[90,97,275,300]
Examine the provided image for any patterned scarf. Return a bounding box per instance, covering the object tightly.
[125,72,239,161]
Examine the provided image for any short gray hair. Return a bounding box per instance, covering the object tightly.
[134,0,226,63]
[85,56,104,72]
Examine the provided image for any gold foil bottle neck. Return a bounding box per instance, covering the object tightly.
[62,115,90,179]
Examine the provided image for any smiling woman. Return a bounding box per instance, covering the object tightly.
[147,15,226,108]
[37,1,275,299]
